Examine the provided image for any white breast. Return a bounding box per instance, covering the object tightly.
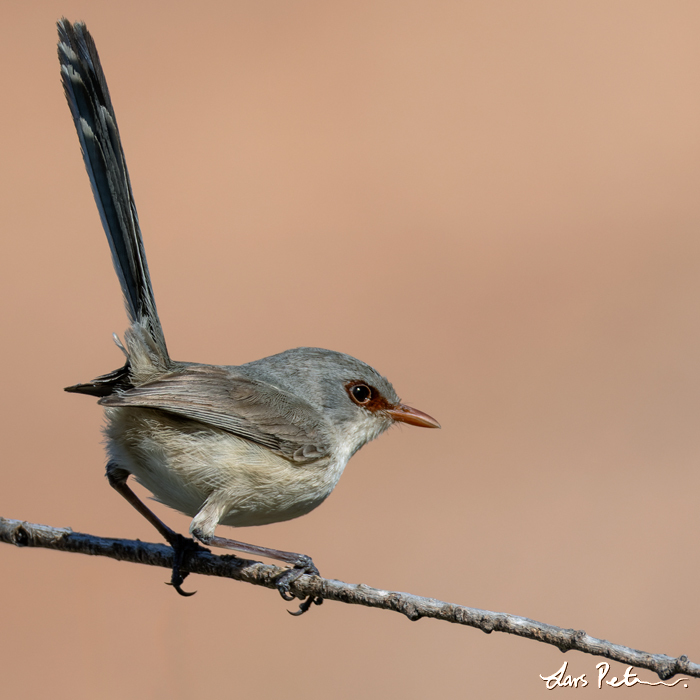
[104,407,351,529]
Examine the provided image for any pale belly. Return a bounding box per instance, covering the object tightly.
[104,407,346,528]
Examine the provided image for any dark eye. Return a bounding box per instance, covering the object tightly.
[350,383,372,405]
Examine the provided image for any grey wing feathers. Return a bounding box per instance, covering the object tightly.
[98,365,331,463]
[57,19,168,361]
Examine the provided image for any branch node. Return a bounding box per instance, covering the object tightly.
[403,605,422,622]
[12,524,29,547]
[481,621,494,634]
[658,654,690,681]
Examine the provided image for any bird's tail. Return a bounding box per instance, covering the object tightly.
[57,19,169,373]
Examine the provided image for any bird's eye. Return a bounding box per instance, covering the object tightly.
[350,383,372,405]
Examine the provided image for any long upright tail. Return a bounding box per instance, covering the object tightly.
[57,19,169,367]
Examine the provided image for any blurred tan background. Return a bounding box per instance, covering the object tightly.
[1,0,699,697]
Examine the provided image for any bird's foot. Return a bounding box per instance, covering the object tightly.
[165,532,208,596]
[275,555,324,615]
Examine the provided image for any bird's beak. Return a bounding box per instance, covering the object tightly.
[387,404,441,429]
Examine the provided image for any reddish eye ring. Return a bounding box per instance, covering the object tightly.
[349,383,372,405]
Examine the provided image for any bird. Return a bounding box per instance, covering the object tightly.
[57,18,440,613]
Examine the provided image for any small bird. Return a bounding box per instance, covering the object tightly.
[57,19,439,612]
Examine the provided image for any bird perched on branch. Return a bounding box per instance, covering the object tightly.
[57,18,439,614]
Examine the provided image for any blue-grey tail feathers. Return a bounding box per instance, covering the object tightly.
[57,19,169,363]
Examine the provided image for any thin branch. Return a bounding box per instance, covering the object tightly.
[1,516,695,681]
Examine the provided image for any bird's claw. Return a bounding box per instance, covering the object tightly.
[167,578,197,597]
[287,595,324,616]
[165,532,207,597]
[275,555,323,615]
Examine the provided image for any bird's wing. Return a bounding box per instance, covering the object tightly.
[98,365,331,463]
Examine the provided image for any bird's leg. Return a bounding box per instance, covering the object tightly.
[194,532,324,615]
[190,500,323,615]
[106,464,207,596]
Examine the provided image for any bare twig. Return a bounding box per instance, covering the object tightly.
[1,516,696,681]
